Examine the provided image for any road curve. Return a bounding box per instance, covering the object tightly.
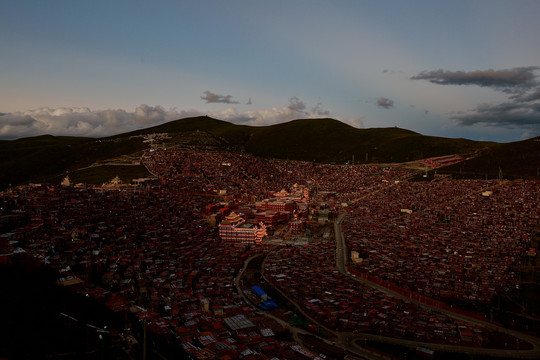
[234,254,393,360]
[334,210,540,359]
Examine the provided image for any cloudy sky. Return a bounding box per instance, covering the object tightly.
[1,0,539,142]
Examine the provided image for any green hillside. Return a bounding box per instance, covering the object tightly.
[434,136,540,180]
[118,116,486,163]
[1,116,535,190]
[0,135,146,190]
[243,119,483,163]
[47,165,153,186]
[114,115,255,146]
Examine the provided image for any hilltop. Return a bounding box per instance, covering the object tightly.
[116,116,486,163]
[432,136,540,180]
[0,116,537,189]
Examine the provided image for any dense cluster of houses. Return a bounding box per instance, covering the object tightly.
[343,179,538,306]
[0,147,537,358]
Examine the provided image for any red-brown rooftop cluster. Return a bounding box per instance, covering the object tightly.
[343,180,538,305]
[0,148,537,358]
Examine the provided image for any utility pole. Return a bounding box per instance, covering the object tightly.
[143,319,147,360]
[134,306,148,360]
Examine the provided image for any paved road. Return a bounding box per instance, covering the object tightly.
[334,210,540,359]
[334,212,348,273]
[234,254,391,360]
[233,210,540,359]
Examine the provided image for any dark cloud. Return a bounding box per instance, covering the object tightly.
[451,101,540,134]
[412,66,540,136]
[200,90,239,104]
[509,87,540,103]
[411,67,539,91]
[285,97,330,117]
[287,96,307,113]
[377,97,394,109]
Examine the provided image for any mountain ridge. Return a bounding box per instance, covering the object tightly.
[1,116,537,189]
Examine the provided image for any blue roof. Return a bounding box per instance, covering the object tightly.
[263,301,278,309]
[251,286,266,296]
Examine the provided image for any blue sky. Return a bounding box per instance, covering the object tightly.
[1,0,539,142]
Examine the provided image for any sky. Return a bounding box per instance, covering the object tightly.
[1,0,540,142]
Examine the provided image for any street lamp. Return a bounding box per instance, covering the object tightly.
[99,334,103,360]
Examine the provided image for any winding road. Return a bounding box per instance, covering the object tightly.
[233,210,540,359]
[334,211,540,359]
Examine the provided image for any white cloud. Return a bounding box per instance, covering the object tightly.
[0,99,362,139]
[211,98,336,127]
[0,105,201,139]
[347,117,365,129]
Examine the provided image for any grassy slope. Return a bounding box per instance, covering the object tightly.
[48,165,153,186]
[437,137,540,179]
[0,135,147,189]
[122,116,486,163]
[114,115,254,144]
[242,118,485,163]
[2,116,535,189]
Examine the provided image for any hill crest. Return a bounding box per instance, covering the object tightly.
[1,116,537,189]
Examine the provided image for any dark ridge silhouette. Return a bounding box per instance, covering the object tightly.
[1,116,537,189]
